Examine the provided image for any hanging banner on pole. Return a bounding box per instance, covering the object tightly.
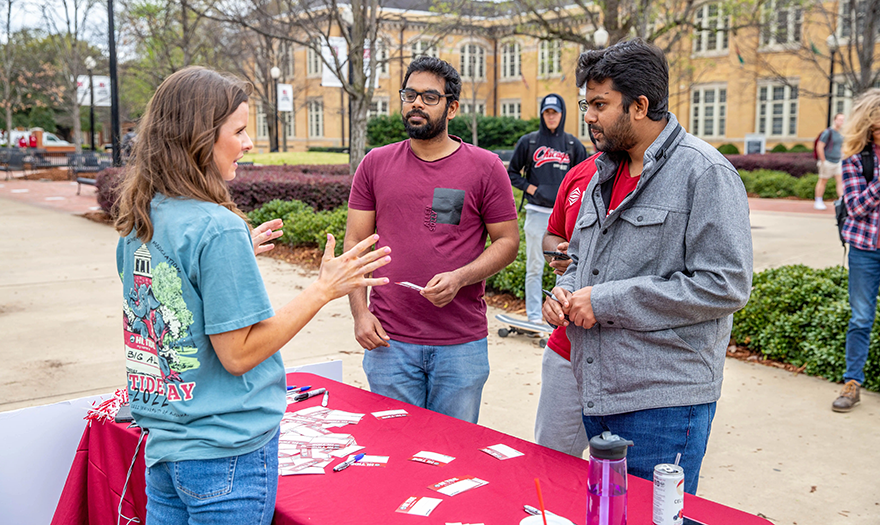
[321,36,347,88]
[277,83,293,112]
[77,75,112,107]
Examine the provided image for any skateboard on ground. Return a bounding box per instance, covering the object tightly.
[494,314,553,347]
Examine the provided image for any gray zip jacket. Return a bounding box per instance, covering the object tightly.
[557,113,753,416]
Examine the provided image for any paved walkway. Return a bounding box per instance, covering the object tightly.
[1,180,877,524]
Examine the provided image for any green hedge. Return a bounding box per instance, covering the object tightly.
[247,199,348,256]
[732,265,879,392]
[739,169,835,200]
[366,113,540,150]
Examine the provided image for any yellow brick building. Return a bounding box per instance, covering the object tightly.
[247,1,879,155]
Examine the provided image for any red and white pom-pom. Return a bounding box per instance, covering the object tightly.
[85,388,129,423]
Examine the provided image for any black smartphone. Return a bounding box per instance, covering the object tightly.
[683,517,708,525]
[543,251,571,260]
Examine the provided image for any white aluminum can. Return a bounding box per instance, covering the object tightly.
[653,463,684,525]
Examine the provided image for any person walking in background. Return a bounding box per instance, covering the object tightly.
[544,39,753,493]
[814,113,846,210]
[345,56,519,424]
[508,94,588,327]
[832,89,880,412]
[535,149,600,457]
[114,66,391,524]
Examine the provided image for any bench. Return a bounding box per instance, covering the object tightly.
[0,150,25,180]
[69,153,112,194]
[25,150,70,179]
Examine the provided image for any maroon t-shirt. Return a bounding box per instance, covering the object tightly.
[348,137,518,345]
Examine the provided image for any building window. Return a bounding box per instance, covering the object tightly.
[372,39,388,75]
[839,0,880,40]
[501,101,521,119]
[307,40,322,76]
[692,3,729,53]
[579,115,591,141]
[368,99,389,119]
[460,44,485,81]
[412,40,438,59]
[500,41,521,79]
[538,40,562,77]
[282,42,295,79]
[308,99,323,138]
[760,0,802,47]
[757,83,798,137]
[690,85,727,138]
[283,112,294,138]
[460,102,485,115]
[256,102,269,140]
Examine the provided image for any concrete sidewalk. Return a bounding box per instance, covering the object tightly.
[1,181,877,524]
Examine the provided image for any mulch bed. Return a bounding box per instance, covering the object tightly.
[25,168,71,182]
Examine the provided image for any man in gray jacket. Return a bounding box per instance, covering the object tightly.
[544,39,752,494]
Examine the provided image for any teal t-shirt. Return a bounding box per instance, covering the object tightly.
[116,194,284,467]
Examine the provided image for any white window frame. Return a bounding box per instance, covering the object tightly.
[692,3,729,54]
[839,0,880,41]
[372,38,388,76]
[411,40,438,60]
[500,40,521,80]
[256,101,269,140]
[500,100,521,119]
[368,98,389,119]
[282,42,295,79]
[538,40,563,77]
[756,82,798,138]
[308,99,324,138]
[760,0,802,48]
[283,111,294,139]
[689,84,727,138]
[307,40,322,77]
[460,101,486,115]
[460,43,486,81]
[579,113,591,141]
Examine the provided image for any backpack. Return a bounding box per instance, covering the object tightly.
[813,128,833,160]
[834,144,875,246]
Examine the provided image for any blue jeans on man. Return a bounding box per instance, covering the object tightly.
[845,246,880,384]
[363,338,490,423]
[524,208,552,323]
[582,402,716,495]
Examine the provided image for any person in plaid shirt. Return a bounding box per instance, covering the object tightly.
[833,88,880,412]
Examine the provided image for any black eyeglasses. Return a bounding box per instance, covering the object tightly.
[577,99,589,112]
[399,89,453,106]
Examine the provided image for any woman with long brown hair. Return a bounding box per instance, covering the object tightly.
[115,66,391,524]
[831,88,880,413]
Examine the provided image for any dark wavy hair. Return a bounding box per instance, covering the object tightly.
[402,56,462,103]
[575,38,669,121]
[115,67,252,242]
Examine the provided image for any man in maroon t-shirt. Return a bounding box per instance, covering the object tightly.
[345,57,519,423]
[536,153,599,456]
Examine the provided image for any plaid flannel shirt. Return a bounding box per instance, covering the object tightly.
[842,145,880,250]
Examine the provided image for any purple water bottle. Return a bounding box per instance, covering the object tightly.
[587,431,634,525]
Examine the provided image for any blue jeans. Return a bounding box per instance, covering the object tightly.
[845,246,880,384]
[524,209,552,322]
[363,338,490,423]
[145,429,279,525]
[582,403,716,494]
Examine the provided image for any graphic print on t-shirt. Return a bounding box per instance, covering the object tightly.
[123,243,199,406]
[431,188,465,225]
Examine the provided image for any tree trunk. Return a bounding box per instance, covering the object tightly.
[349,94,368,175]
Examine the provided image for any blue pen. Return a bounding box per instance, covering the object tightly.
[333,453,365,472]
[288,385,311,393]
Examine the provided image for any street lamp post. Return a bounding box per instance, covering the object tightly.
[84,56,96,151]
[270,66,281,153]
[108,0,121,166]
[826,34,838,128]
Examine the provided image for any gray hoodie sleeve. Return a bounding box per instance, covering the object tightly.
[588,164,752,331]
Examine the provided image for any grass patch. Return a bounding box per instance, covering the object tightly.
[244,151,350,165]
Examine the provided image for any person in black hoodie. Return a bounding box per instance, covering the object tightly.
[508,94,588,324]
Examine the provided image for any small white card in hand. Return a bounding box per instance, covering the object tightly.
[372,409,408,420]
[395,281,424,291]
[396,496,442,516]
[480,443,524,460]
[351,455,389,467]
[409,451,455,466]
[429,475,488,496]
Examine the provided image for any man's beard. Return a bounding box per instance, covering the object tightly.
[403,106,448,140]
[590,110,638,153]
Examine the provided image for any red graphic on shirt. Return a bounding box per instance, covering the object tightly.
[533,146,571,168]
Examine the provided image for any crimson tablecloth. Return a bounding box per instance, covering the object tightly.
[52,372,770,525]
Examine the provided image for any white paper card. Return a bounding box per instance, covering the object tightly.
[410,451,455,466]
[480,443,524,460]
[429,475,488,496]
[372,409,409,420]
[396,496,442,516]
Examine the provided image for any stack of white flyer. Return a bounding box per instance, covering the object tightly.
[277,405,366,475]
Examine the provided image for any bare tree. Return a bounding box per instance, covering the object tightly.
[41,0,99,153]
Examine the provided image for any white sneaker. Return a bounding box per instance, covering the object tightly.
[814,199,827,210]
